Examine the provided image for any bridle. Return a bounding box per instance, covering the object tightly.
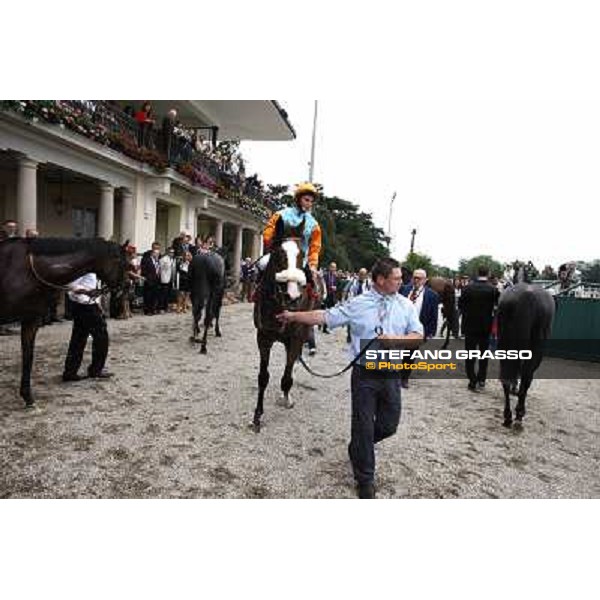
[27,253,113,298]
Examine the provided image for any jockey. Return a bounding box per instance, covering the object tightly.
[261,182,322,283]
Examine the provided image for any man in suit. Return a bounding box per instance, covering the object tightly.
[399,269,439,388]
[458,266,500,391]
[321,261,338,334]
[140,242,162,315]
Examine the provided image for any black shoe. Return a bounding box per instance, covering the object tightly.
[468,382,479,392]
[88,370,114,379]
[62,373,85,382]
[357,483,376,499]
[477,381,486,389]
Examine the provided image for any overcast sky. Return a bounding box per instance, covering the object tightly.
[241,88,599,272]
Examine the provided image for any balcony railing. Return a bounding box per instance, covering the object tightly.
[0,100,281,221]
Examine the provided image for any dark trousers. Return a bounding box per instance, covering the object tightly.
[63,304,109,377]
[159,283,172,311]
[143,282,160,314]
[400,354,415,383]
[306,325,316,350]
[465,334,490,384]
[349,367,402,485]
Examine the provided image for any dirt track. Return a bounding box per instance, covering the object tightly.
[1,303,599,498]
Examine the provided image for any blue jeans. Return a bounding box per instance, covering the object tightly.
[349,367,402,485]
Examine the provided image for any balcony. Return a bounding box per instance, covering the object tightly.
[0,100,285,221]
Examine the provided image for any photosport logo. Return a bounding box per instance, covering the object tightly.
[360,347,534,380]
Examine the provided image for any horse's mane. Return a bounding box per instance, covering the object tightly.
[29,237,120,257]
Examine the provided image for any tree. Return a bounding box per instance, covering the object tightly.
[432,265,457,279]
[541,265,557,280]
[580,260,600,283]
[312,194,389,271]
[403,251,435,275]
[458,255,504,278]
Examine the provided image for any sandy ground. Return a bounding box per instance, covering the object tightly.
[1,302,599,498]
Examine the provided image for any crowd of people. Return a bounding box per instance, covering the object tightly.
[124,232,218,318]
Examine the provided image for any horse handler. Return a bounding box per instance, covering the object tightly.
[277,257,423,499]
[62,273,112,382]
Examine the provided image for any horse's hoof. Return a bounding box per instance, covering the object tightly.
[24,402,36,411]
[277,394,294,409]
[503,419,513,428]
[189,336,197,343]
[215,331,222,338]
[251,421,261,433]
[513,420,523,431]
[200,346,207,355]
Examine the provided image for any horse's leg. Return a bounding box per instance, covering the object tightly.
[214,288,224,338]
[278,336,302,409]
[515,352,541,427]
[502,381,513,428]
[253,331,272,433]
[441,318,451,350]
[190,297,203,343]
[20,319,40,408]
[200,291,213,354]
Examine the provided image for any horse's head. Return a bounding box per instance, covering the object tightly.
[265,217,308,309]
[95,240,129,296]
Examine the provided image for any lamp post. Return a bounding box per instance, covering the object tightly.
[386,191,397,249]
[410,228,417,254]
[308,100,318,183]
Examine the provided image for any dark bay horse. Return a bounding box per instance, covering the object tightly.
[429,276,456,349]
[0,237,127,407]
[252,218,323,432]
[497,284,555,428]
[189,250,225,354]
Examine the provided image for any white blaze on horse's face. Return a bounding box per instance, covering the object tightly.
[275,240,306,300]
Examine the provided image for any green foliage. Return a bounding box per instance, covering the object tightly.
[458,255,505,278]
[403,252,434,275]
[311,194,390,271]
[432,265,457,279]
[580,260,600,283]
[541,265,557,280]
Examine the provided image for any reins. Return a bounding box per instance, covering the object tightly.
[27,254,110,297]
[297,326,383,379]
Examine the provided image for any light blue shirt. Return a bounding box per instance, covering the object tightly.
[325,288,424,361]
[277,206,319,267]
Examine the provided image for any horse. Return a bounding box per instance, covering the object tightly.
[0,237,128,408]
[252,217,323,432]
[429,276,456,350]
[496,283,555,428]
[189,250,225,354]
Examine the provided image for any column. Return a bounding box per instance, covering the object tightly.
[252,231,263,260]
[98,182,114,240]
[187,206,197,239]
[232,224,243,289]
[120,187,134,244]
[214,219,224,248]
[16,156,38,233]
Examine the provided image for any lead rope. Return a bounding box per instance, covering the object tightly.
[297,326,383,379]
